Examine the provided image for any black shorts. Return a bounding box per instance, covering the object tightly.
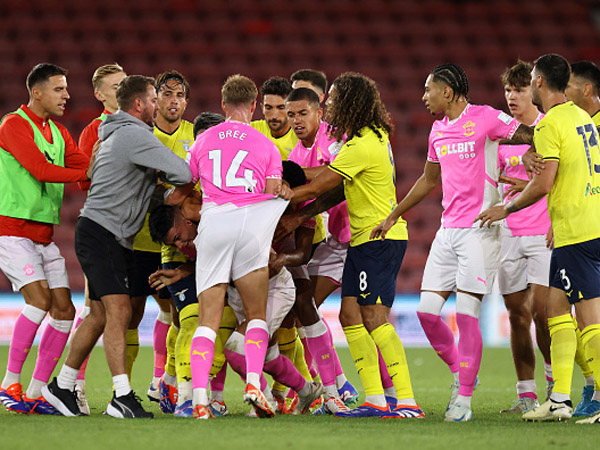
[162,262,198,312]
[75,217,135,301]
[341,239,406,307]
[131,250,170,299]
[549,237,600,304]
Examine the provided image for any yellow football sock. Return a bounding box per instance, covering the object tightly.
[548,314,577,396]
[293,335,313,382]
[176,303,197,383]
[273,327,298,392]
[211,306,237,377]
[126,328,139,380]
[165,324,179,378]
[581,324,600,388]
[371,322,414,400]
[573,316,594,378]
[343,324,383,397]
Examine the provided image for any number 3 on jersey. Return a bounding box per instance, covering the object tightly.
[209,149,257,192]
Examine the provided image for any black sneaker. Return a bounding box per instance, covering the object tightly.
[106,391,154,419]
[41,378,83,417]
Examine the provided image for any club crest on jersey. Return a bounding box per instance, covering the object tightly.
[463,121,476,137]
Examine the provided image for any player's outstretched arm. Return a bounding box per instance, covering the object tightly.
[476,160,557,228]
[499,123,534,145]
[371,161,440,240]
[273,182,345,242]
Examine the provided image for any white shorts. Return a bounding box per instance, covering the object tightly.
[498,234,551,294]
[421,226,501,295]
[307,236,348,284]
[227,267,295,337]
[194,198,288,295]
[0,236,69,292]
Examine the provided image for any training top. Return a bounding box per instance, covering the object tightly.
[189,120,282,209]
[0,105,88,242]
[427,103,520,228]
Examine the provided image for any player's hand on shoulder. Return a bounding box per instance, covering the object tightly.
[522,148,545,178]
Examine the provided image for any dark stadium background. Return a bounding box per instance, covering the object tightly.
[0,0,598,294]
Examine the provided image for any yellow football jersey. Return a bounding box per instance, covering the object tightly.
[593,110,600,128]
[329,127,407,246]
[132,120,195,258]
[251,119,298,161]
[535,101,600,247]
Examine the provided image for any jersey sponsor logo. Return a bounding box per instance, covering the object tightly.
[463,121,476,137]
[22,264,35,276]
[504,155,522,167]
[436,141,476,159]
[584,182,600,197]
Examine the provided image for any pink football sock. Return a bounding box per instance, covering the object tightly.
[190,336,215,390]
[300,337,318,379]
[305,333,337,387]
[377,347,394,390]
[210,362,227,393]
[153,319,170,378]
[33,322,70,383]
[244,321,269,385]
[456,313,482,396]
[264,354,306,392]
[417,311,459,373]
[77,355,90,381]
[7,313,41,375]
[224,348,268,391]
[323,318,344,377]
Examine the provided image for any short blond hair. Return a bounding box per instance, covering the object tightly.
[92,63,125,91]
[221,74,257,105]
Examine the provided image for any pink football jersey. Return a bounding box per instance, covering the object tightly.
[288,122,350,243]
[189,121,282,208]
[427,104,520,228]
[498,113,550,236]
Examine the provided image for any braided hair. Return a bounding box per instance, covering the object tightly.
[430,63,469,101]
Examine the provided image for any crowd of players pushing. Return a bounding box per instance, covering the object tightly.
[1,53,600,423]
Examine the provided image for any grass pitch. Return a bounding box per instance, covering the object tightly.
[0,345,597,450]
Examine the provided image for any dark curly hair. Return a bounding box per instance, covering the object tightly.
[325,72,392,141]
[431,63,469,101]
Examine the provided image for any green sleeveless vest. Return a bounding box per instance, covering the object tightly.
[0,108,66,224]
